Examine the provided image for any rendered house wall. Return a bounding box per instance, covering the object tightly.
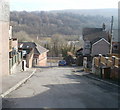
[91,39,110,56]
[0,0,10,76]
[38,52,47,66]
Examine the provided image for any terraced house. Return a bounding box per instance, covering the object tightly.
[18,42,49,67]
[0,1,22,76]
[82,25,110,56]
[0,0,9,76]
[92,29,120,80]
[9,26,23,74]
[82,24,110,70]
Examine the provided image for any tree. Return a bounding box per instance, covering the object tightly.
[13,31,32,42]
[51,34,65,57]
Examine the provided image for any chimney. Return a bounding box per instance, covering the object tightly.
[102,23,106,31]
[9,26,12,39]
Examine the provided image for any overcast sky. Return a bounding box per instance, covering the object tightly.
[10,0,119,11]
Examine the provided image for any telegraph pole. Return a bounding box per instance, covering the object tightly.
[110,16,114,54]
[111,16,114,35]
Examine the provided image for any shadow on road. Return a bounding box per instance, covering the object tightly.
[2,72,119,108]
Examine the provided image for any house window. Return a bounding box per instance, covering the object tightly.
[112,43,119,53]
[113,44,118,51]
[85,44,91,49]
[113,45,118,50]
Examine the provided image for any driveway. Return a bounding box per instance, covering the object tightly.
[3,67,119,108]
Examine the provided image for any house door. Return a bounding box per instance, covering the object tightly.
[33,58,38,66]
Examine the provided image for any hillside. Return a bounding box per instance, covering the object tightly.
[10,9,117,39]
[51,8,118,18]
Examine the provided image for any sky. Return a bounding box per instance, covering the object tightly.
[10,0,119,11]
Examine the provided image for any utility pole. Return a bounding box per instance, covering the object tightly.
[111,16,114,35]
[110,16,114,54]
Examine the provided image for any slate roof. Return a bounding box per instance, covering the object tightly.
[91,37,106,45]
[82,28,103,36]
[92,38,110,46]
[82,28,109,42]
[18,42,49,54]
[34,44,49,54]
[18,42,36,49]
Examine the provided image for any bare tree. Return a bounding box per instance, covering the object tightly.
[13,31,32,42]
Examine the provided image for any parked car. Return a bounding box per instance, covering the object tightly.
[58,60,67,66]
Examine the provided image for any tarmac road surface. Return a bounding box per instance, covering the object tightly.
[2,67,119,108]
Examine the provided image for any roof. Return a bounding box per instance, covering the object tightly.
[92,38,110,46]
[76,48,83,53]
[18,42,36,49]
[83,30,109,42]
[34,44,49,54]
[91,37,102,45]
[18,42,49,54]
[82,28,103,36]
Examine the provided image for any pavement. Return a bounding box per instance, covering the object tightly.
[1,62,57,98]
[1,67,36,97]
[2,67,119,108]
[72,67,120,88]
